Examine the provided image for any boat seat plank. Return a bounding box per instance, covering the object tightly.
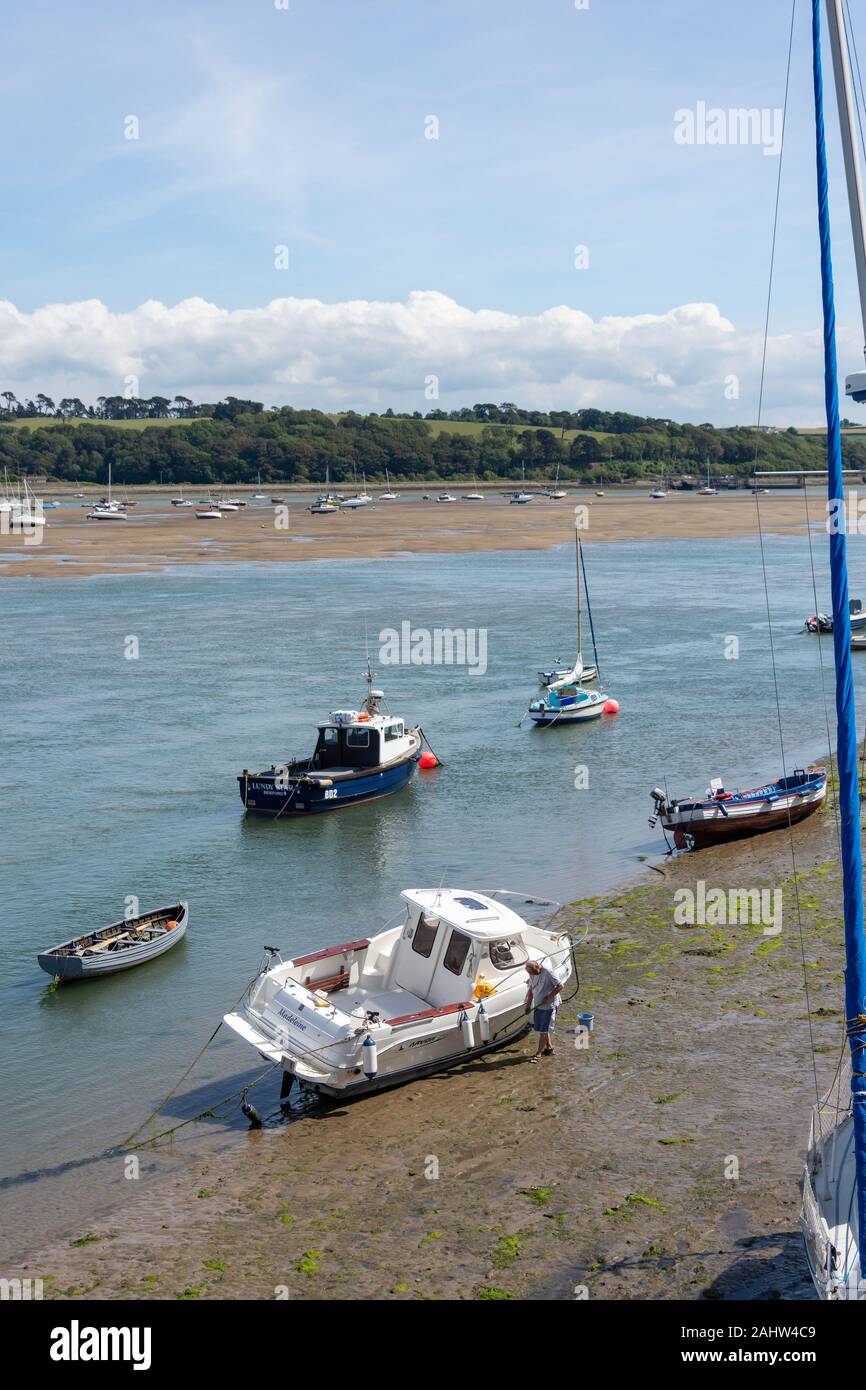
[305,968,350,993]
[84,933,134,953]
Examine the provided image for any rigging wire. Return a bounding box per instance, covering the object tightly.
[752,0,821,1106]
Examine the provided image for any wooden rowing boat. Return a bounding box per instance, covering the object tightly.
[37,902,188,980]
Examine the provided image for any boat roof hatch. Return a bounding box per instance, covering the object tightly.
[400,889,528,938]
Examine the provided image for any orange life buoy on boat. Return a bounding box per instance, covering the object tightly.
[357,712,370,722]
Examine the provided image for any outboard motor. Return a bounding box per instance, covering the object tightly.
[648,786,667,827]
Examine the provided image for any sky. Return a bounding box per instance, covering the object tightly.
[1,0,866,424]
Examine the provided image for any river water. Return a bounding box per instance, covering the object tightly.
[0,532,860,1252]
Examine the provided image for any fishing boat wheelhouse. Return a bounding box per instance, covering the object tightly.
[239,667,422,815]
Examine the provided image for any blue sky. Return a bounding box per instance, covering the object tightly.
[1,0,865,422]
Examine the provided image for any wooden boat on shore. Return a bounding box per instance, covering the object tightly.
[649,768,827,850]
[224,888,574,1099]
[37,903,188,980]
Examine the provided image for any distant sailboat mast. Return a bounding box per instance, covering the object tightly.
[576,524,583,670]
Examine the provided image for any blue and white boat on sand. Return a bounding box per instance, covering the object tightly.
[239,666,423,816]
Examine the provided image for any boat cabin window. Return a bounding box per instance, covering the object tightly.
[347,727,370,748]
[322,728,339,745]
[384,721,404,741]
[487,936,528,971]
[443,929,472,976]
[411,914,439,959]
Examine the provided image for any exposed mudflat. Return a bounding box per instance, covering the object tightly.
[17,795,846,1302]
[0,491,825,579]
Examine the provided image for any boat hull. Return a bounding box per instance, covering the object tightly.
[660,778,826,849]
[38,903,188,979]
[529,708,604,725]
[239,754,418,815]
[294,1018,531,1098]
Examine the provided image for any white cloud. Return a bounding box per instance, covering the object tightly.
[0,290,853,425]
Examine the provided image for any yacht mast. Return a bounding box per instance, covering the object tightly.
[575,526,583,661]
[826,0,866,394]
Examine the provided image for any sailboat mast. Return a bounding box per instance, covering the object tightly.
[826,0,866,355]
[576,525,583,659]
[813,0,866,1274]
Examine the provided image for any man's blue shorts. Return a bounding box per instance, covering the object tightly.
[533,1006,555,1033]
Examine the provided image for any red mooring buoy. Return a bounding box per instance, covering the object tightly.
[603,698,620,715]
[418,752,439,769]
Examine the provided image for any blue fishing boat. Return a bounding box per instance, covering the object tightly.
[798,0,866,1299]
[238,665,423,816]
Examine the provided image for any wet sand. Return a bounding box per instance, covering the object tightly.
[0,492,827,580]
[19,797,844,1301]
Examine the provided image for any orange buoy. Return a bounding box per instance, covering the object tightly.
[603,698,620,715]
[418,752,439,769]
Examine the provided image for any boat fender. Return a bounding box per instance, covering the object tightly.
[478,1001,491,1044]
[311,778,334,789]
[165,919,177,930]
[362,1033,378,1079]
[241,1101,263,1128]
[461,1010,474,1048]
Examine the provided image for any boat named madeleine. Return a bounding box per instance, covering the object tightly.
[224,887,574,1097]
[239,665,422,815]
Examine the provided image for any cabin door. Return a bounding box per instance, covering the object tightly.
[393,914,442,999]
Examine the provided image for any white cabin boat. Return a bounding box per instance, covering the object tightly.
[224,888,574,1098]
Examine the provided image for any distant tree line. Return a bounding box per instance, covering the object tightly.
[1,395,865,486]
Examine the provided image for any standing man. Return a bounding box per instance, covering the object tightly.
[524,958,563,1062]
